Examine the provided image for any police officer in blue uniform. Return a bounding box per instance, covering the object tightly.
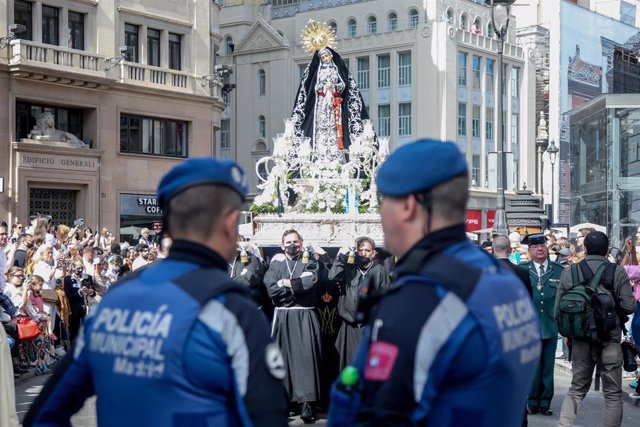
[25,158,289,427]
[328,139,541,426]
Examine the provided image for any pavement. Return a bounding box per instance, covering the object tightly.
[14,360,640,427]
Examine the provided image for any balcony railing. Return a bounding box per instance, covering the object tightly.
[10,39,106,74]
[458,30,524,60]
[118,62,194,93]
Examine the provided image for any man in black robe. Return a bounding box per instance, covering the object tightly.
[228,243,265,307]
[264,229,322,424]
[328,236,390,371]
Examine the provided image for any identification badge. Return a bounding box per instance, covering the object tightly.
[364,341,399,381]
[73,282,81,288]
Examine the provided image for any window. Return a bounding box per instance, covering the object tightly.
[409,9,419,29]
[14,0,32,41]
[357,57,370,89]
[377,54,390,88]
[487,22,495,38]
[399,103,411,136]
[621,1,636,26]
[68,11,84,50]
[472,106,480,138]
[328,21,337,35]
[457,51,467,86]
[258,69,266,96]
[368,16,377,34]
[225,36,234,55]
[169,33,181,70]
[472,155,481,186]
[377,105,390,137]
[120,114,188,157]
[348,19,357,37]
[502,64,508,95]
[486,58,495,92]
[446,8,454,24]
[15,101,83,141]
[147,28,161,67]
[511,67,520,98]
[42,5,59,46]
[388,13,397,32]
[220,119,230,149]
[513,160,519,190]
[486,107,494,140]
[124,24,139,62]
[472,55,481,89]
[460,14,468,31]
[458,102,466,136]
[398,52,411,86]
[258,115,266,138]
[511,114,519,147]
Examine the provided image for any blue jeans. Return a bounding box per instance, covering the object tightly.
[632,304,640,350]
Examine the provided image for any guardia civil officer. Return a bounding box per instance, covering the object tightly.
[328,139,541,426]
[520,233,564,416]
[25,158,289,427]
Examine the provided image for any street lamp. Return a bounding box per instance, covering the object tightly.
[486,0,515,236]
[546,139,559,226]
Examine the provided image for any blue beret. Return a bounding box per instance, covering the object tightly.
[376,139,468,196]
[157,157,248,208]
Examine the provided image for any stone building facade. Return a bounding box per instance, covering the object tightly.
[218,0,536,230]
[0,0,225,239]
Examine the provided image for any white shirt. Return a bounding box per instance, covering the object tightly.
[132,257,150,271]
[0,247,7,292]
[33,261,57,291]
[533,260,549,277]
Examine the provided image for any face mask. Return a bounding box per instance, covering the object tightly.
[549,254,558,262]
[285,243,299,257]
[74,268,83,275]
[356,254,372,267]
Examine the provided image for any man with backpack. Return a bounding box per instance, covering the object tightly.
[556,231,636,427]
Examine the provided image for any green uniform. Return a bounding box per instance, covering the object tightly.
[522,259,563,412]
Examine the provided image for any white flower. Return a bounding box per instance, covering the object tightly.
[318,201,326,209]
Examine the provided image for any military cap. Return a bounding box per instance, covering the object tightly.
[521,233,546,246]
[157,157,248,208]
[376,139,468,197]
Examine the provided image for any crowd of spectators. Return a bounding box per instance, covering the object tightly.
[0,215,161,378]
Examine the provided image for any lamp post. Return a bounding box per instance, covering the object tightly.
[546,139,559,226]
[486,0,515,236]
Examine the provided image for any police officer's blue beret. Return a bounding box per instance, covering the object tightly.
[376,139,468,196]
[157,157,248,208]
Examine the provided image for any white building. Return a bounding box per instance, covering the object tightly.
[219,0,537,230]
[0,0,225,240]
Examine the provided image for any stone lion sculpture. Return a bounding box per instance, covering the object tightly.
[28,111,89,148]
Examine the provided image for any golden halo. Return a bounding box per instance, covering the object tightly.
[301,19,337,55]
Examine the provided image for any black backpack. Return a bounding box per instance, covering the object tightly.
[557,260,618,342]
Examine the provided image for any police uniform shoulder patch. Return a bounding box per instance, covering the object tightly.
[265,343,286,380]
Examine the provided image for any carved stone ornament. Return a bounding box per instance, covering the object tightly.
[25,111,89,149]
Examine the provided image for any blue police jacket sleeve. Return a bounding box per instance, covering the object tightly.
[24,319,96,427]
[185,292,289,427]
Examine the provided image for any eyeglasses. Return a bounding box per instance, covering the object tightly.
[529,244,547,250]
[11,274,25,278]
[0,233,8,236]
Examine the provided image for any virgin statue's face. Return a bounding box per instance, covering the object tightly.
[320,52,332,64]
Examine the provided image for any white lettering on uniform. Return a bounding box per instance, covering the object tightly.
[90,305,173,378]
[492,296,541,365]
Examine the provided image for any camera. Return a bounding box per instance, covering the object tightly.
[621,340,638,372]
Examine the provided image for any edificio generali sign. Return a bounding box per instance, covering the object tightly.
[19,153,98,172]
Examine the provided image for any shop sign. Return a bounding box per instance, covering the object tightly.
[120,194,163,216]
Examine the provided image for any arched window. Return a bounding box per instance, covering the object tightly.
[258,115,266,138]
[471,18,482,34]
[445,8,454,24]
[348,19,357,37]
[368,16,377,34]
[487,21,495,38]
[225,36,234,55]
[388,12,398,32]
[328,21,337,35]
[258,69,266,96]
[460,13,468,31]
[409,9,419,29]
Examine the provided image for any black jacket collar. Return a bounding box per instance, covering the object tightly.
[167,240,228,270]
